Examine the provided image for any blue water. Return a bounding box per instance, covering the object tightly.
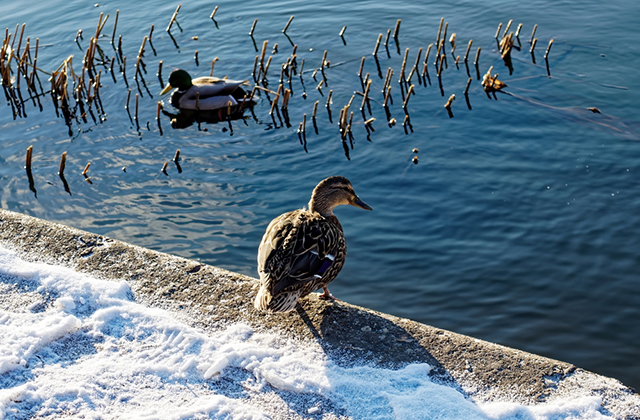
[2,0,639,389]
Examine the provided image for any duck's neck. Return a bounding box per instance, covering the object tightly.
[308,193,336,218]
[309,200,333,217]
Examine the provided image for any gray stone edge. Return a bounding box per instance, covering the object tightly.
[0,209,638,418]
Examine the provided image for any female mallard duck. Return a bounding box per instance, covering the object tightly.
[255,176,372,313]
[160,69,249,110]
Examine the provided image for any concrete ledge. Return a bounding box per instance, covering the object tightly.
[1,209,638,418]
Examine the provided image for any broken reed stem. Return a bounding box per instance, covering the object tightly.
[342,104,350,129]
[161,162,168,174]
[326,89,333,107]
[282,15,294,33]
[392,19,401,39]
[134,93,139,120]
[134,36,148,77]
[29,38,39,87]
[16,24,25,57]
[382,67,392,93]
[249,19,257,36]
[495,23,503,39]
[434,39,443,65]
[464,77,472,95]
[383,86,392,107]
[125,88,131,109]
[264,56,272,76]
[360,79,371,111]
[406,67,415,83]
[402,84,414,109]
[312,100,319,119]
[340,106,348,132]
[259,40,268,68]
[156,101,162,119]
[544,39,554,60]
[210,57,218,76]
[444,94,455,108]
[464,39,473,62]
[436,17,444,46]
[530,38,538,53]
[210,5,219,20]
[321,50,327,71]
[442,22,448,45]
[372,34,382,56]
[157,60,163,77]
[25,145,33,170]
[97,14,109,36]
[339,26,347,37]
[384,29,391,47]
[515,23,523,38]
[82,163,90,176]
[253,85,278,95]
[269,84,282,115]
[58,152,67,176]
[399,48,409,82]
[111,9,119,44]
[413,48,423,72]
[251,55,259,78]
[423,43,433,70]
[166,4,182,32]
[358,56,365,77]
[173,149,181,162]
[529,24,538,44]
[503,19,513,39]
[474,47,481,66]
[299,57,305,75]
[302,113,306,133]
[134,55,142,79]
[281,89,290,109]
[148,24,155,42]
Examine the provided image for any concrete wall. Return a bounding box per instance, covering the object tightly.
[1,209,638,418]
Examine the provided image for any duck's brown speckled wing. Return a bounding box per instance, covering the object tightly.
[256,210,346,312]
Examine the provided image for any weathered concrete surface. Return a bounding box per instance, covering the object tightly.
[1,209,639,418]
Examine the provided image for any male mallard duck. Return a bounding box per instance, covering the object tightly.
[255,176,372,313]
[160,69,249,110]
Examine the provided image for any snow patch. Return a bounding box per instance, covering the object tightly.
[0,244,635,419]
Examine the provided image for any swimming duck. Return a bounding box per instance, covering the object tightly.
[255,176,372,313]
[160,69,249,110]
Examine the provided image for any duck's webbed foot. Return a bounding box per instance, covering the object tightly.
[318,286,341,301]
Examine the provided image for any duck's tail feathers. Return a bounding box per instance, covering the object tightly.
[254,286,301,313]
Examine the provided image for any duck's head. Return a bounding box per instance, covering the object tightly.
[160,69,193,95]
[309,176,372,217]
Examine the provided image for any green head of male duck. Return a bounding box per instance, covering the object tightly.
[160,69,193,95]
[308,176,372,216]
